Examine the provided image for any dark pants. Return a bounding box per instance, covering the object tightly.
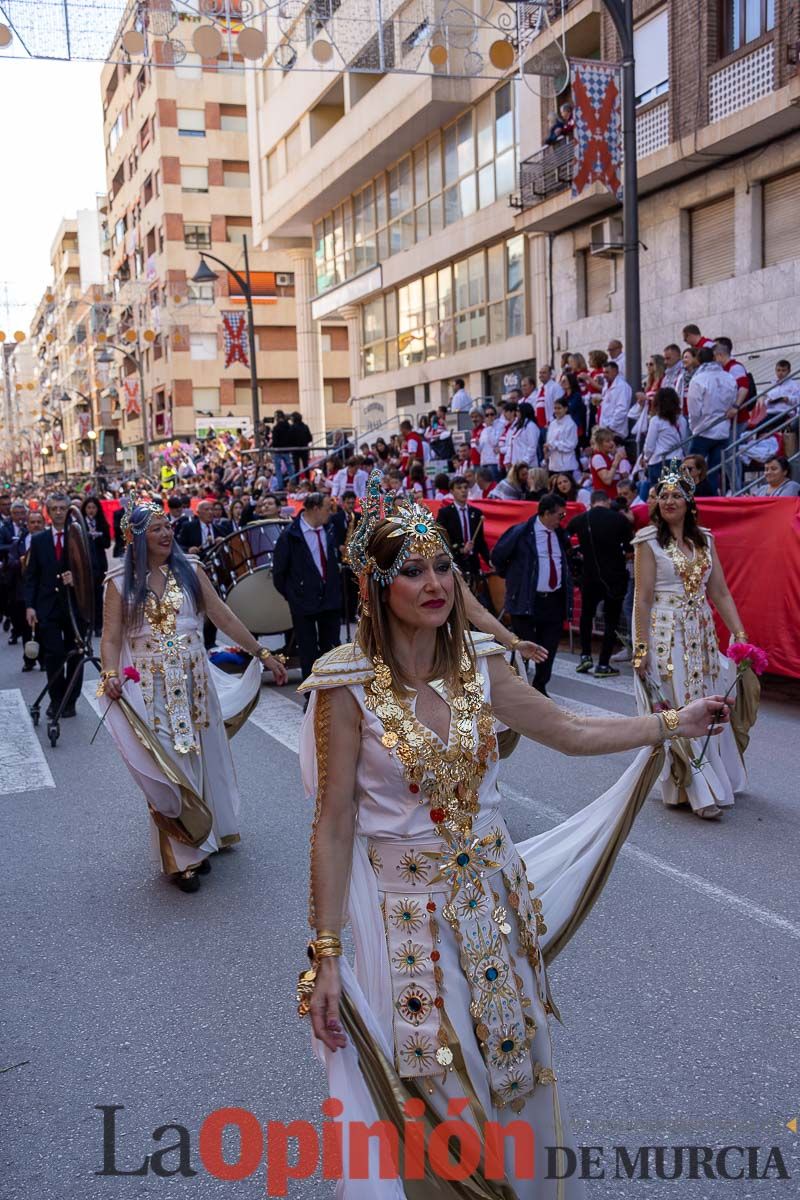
[579,578,625,666]
[293,450,310,479]
[40,612,84,711]
[511,588,565,694]
[689,435,727,495]
[293,609,341,682]
[203,617,216,651]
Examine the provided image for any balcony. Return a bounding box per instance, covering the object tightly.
[708,41,775,124]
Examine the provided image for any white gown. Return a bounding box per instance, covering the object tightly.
[104,565,261,873]
[299,635,667,1199]
[632,527,747,811]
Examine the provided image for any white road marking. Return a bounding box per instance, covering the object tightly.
[0,689,55,793]
[248,687,304,754]
[499,783,800,944]
[81,682,104,720]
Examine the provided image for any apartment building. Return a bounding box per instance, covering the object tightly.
[25,210,110,478]
[247,4,532,434]
[100,6,350,468]
[516,0,800,382]
[247,0,800,437]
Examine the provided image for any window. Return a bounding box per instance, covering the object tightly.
[580,251,614,317]
[762,169,800,267]
[312,84,518,293]
[720,0,775,55]
[108,112,124,153]
[634,9,669,105]
[223,162,250,187]
[193,386,220,413]
[266,143,286,186]
[226,223,254,245]
[181,165,208,193]
[178,108,205,136]
[689,195,736,286]
[361,236,526,376]
[184,223,212,249]
[175,52,202,79]
[187,282,215,303]
[220,112,248,132]
[190,332,218,360]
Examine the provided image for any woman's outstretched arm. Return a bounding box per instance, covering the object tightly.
[486,654,729,757]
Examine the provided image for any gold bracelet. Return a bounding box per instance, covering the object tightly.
[508,635,521,652]
[732,630,747,643]
[96,669,119,698]
[659,709,680,737]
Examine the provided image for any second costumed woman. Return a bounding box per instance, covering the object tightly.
[295,468,731,1198]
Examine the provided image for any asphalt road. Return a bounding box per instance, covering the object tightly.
[1,630,798,1200]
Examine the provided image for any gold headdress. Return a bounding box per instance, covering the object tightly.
[120,493,164,545]
[655,458,696,502]
[344,467,452,585]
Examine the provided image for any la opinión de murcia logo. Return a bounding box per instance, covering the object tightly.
[96,1104,792,1194]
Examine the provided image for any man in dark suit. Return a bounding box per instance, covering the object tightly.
[273,492,341,687]
[566,490,633,677]
[177,499,233,557]
[166,493,189,541]
[437,476,491,590]
[23,493,84,717]
[0,500,29,645]
[289,411,313,479]
[491,492,571,696]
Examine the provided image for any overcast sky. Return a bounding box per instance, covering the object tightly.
[0,59,106,334]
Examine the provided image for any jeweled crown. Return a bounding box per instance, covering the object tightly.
[655,458,696,501]
[344,467,452,586]
[120,494,164,545]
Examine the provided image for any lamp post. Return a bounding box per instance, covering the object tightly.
[191,234,260,449]
[87,427,98,471]
[601,0,641,391]
[96,340,150,473]
[58,438,69,479]
[60,387,98,474]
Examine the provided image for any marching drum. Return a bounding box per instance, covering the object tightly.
[202,520,292,637]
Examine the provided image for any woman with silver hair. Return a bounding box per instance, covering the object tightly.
[99,498,287,892]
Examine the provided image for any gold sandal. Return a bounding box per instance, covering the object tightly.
[697,804,722,820]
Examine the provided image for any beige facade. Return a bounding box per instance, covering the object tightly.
[247,0,800,435]
[517,0,800,386]
[22,211,109,480]
[100,9,349,468]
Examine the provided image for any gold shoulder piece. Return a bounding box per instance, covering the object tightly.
[468,631,507,658]
[632,526,657,546]
[297,642,375,693]
[102,564,125,584]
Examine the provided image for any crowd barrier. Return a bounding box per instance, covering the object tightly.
[101,494,800,680]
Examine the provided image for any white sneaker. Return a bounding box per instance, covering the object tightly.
[610,648,631,663]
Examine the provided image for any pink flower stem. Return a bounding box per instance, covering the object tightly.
[689,666,745,771]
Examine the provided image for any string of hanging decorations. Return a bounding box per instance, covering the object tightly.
[0,0,569,87]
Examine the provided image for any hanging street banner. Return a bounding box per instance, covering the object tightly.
[570,58,623,201]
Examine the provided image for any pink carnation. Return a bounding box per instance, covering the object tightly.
[727,642,768,675]
[123,665,141,683]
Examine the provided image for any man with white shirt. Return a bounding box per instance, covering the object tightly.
[331,456,368,499]
[599,361,633,441]
[23,493,83,718]
[273,492,341,686]
[607,338,625,377]
[450,377,473,413]
[534,365,564,433]
[687,347,738,494]
[491,493,571,696]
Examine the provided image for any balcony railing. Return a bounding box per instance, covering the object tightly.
[708,41,775,124]
[516,139,574,209]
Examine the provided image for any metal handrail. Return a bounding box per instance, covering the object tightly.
[719,371,800,491]
[734,448,800,497]
[517,139,574,209]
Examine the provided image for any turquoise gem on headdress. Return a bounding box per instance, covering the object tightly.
[415,522,428,534]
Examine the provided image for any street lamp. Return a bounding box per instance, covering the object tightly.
[191,234,261,449]
[601,0,641,391]
[96,341,150,473]
[58,439,68,478]
[87,427,98,471]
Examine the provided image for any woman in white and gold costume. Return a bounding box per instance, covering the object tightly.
[632,460,759,819]
[296,469,731,1198]
[99,499,287,892]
